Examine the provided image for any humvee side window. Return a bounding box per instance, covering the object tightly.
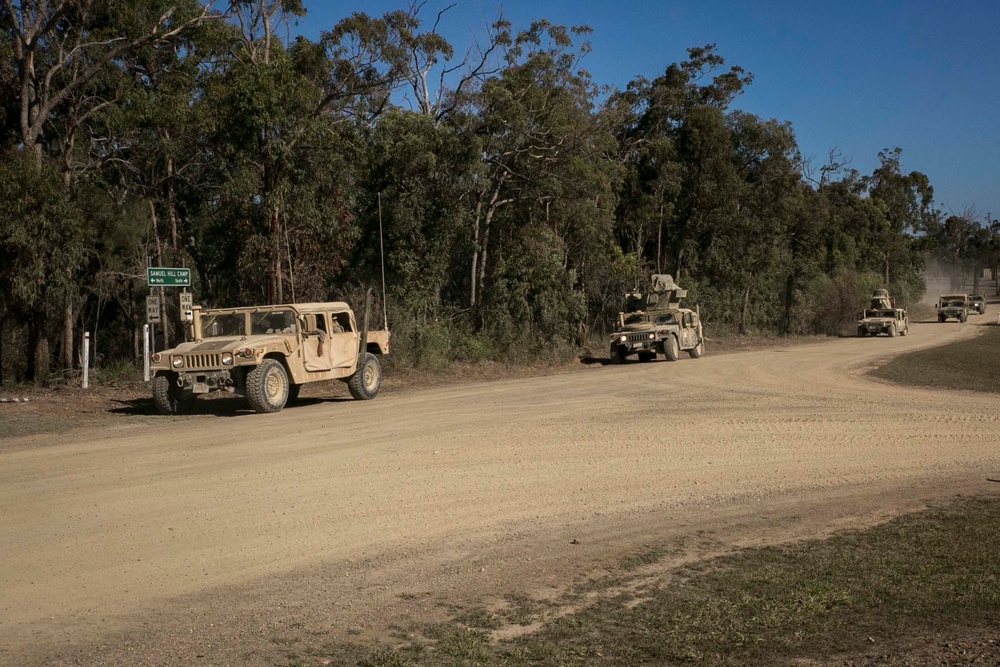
[333,312,352,332]
[312,313,328,334]
[656,313,675,324]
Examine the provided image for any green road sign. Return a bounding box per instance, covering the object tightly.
[147,267,191,287]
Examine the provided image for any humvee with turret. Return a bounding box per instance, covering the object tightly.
[937,294,969,322]
[609,274,705,363]
[857,289,908,337]
[149,300,389,415]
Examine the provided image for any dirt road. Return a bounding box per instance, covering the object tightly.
[2,321,999,665]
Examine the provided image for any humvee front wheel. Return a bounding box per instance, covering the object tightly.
[610,345,627,364]
[663,335,680,361]
[888,323,897,337]
[348,353,382,400]
[153,373,195,415]
[689,340,704,359]
[246,359,289,413]
[960,313,967,323]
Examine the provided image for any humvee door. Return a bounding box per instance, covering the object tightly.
[302,312,334,371]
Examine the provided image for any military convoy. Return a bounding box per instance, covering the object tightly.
[937,294,969,322]
[857,289,909,337]
[150,300,389,414]
[609,274,705,363]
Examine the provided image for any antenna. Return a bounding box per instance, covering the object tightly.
[378,192,388,330]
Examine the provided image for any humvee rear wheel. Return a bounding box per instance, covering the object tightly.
[638,351,656,362]
[689,340,704,359]
[348,353,382,400]
[153,373,195,415]
[246,359,289,413]
[664,335,680,361]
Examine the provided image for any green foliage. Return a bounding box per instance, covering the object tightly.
[0,4,953,377]
[0,152,87,314]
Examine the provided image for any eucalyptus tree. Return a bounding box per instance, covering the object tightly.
[613,45,753,284]
[0,0,219,382]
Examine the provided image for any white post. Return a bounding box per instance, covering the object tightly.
[82,331,91,389]
[143,324,151,382]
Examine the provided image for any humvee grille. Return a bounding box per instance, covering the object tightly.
[625,333,648,343]
[185,353,222,369]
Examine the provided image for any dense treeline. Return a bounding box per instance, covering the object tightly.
[1,1,997,385]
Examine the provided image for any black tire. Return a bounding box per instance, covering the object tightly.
[888,323,897,337]
[960,313,967,323]
[246,358,289,413]
[638,351,656,362]
[900,324,908,336]
[664,335,680,361]
[287,383,301,403]
[232,367,247,395]
[348,353,382,400]
[938,315,945,323]
[689,340,704,359]
[610,345,627,364]
[858,327,866,337]
[153,373,194,415]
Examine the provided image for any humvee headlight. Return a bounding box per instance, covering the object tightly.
[619,335,627,342]
[236,347,255,358]
[171,355,184,368]
[151,353,162,363]
[648,333,655,340]
[221,352,234,366]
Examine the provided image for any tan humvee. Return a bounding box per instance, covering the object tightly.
[937,294,969,322]
[857,289,908,337]
[149,301,389,414]
[609,274,705,363]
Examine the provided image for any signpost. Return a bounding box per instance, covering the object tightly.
[179,292,194,322]
[145,295,161,324]
[146,267,191,287]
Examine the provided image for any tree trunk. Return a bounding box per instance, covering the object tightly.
[63,297,74,372]
[166,154,179,251]
[31,300,50,387]
[470,199,483,309]
[738,280,753,336]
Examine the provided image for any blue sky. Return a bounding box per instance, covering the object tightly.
[294,1,1000,222]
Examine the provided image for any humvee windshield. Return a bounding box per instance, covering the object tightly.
[201,313,247,338]
[251,310,296,334]
[946,300,965,307]
[656,312,676,324]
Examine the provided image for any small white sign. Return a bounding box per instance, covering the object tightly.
[146,295,161,324]
[179,292,194,322]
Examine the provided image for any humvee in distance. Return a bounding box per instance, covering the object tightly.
[609,274,705,364]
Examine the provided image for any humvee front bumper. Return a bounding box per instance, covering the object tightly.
[175,369,233,394]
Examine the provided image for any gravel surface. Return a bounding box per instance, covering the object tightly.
[1,320,998,666]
